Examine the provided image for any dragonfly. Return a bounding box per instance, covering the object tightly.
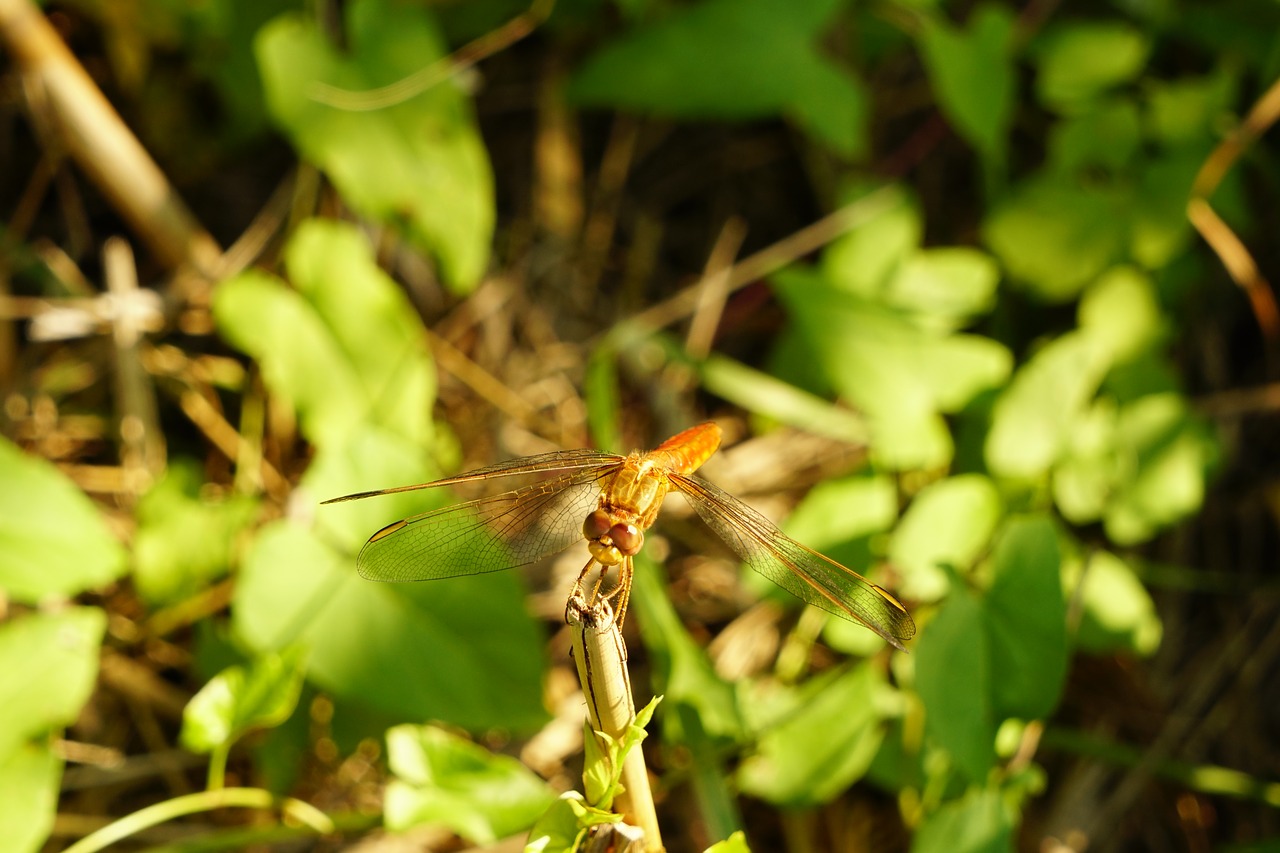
[322,422,915,650]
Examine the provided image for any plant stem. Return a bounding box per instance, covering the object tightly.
[60,788,335,853]
[568,593,663,852]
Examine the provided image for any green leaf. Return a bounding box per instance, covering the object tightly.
[238,430,547,732]
[0,437,127,602]
[1144,70,1236,146]
[915,586,995,782]
[584,696,659,809]
[180,647,307,754]
[985,331,1111,479]
[133,461,259,605]
[1034,22,1150,113]
[0,741,61,853]
[213,219,435,449]
[912,785,1017,853]
[0,608,106,762]
[1052,398,1118,524]
[705,830,752,852]
[214,269,364,448]
[235,521,547,731]
[785,475,898,552]
[1047,98,1141,174]
[983,516,1067,720]
[256,0,493,289]
[568,0,867,157]
[384,724,555,842]
[525,791,619,853]
[1070,551,1162,656]
[890,475,1002,602]
[1130,151,1200,269]
[283,219,437,431]
[885,248,1001,332]
[773,269,1010,469]
[821,191,921,296]
[983,175,1126,301]
[1078,266,1164,365]
[1103,394,1215,545]
[918,4,1016,160]
[738,664,890,805]
[696,352,871,445]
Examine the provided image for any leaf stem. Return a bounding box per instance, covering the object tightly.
[60,788,336,853]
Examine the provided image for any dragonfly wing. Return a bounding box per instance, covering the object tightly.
[670,473,916,650]
[324,449,621,504]
[357,465,617,582]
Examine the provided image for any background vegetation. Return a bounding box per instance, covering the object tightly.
[1,0,1277,849]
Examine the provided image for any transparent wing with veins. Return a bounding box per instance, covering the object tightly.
[321,450,623,582]
[670,472,917,650]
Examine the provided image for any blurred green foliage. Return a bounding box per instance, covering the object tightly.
[3,0,1268,850]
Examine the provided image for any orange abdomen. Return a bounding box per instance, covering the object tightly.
[648,422,722,475]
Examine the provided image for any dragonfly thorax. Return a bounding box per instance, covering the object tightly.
[583,508,644,566]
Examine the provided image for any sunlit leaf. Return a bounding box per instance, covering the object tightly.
[773,268,1010,469]
[983,175,1126,301]
[785,475,897,553]
[705,831,752,853]
[0,437,127,602]
[696,352,870,445]
[0,608,105,762]
[1103,394,1215,545]
[213,219,435,449]
[1078,266,1164,365]
[986,331,1111,479]
[238,429,547,732]
[885,248,1001,331]
[918,4,1015,161]
[285,220,437,437]
[133,461,259,605]
[1068,551,1162,655]
[257,0,493,289]
[821,191,921,297]
[568,0,868,156]
[891,474,1002,602]
[525,791,618,853]
[912,785,1016,853]
[915,586,994,782]
[1052,399,1118,524]
[214,271,364,447]
[0,741,60,853]
[235,525,547,732]
[180,647,307,754]
[984,516,1067,720]
[384,724,554,841]
[738,664,890,805]
[1034,22,1150,113]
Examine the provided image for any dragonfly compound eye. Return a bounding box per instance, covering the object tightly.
[583,509,612,541]
[609,523,643,556]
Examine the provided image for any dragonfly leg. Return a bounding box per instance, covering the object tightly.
[612,556,634,627]
[593,556,633,627]
[568,556,601,607]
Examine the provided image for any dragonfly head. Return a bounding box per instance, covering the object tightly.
[583,510,644,566]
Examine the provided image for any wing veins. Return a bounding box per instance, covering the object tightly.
[323,449,621,504]
[671,473,915,648]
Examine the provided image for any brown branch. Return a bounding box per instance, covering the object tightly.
[0,0,222,279]
[1188,75,1280,350]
